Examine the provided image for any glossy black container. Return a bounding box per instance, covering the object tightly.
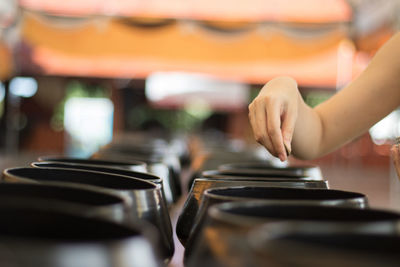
[32,161,160,184]
[38,156,147,172]
[218,162,322,180]
[185,168,324,192]
[0,183,127,223]
[99,142,182,196]
[186,202,400,266]
[31,161,170,207]
[93,151,180,203]
[2,167,174,261]
[179,186,367,248]
[0,206,161,267]
[202,169,322,181]
[248,222,400,267]
[176,177,328,246]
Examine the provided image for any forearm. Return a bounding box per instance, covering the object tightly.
[249,32,400,161]
[290,93,324,160]
[293,32,400,160]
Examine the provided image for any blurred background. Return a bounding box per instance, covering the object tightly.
[0,0,400,187]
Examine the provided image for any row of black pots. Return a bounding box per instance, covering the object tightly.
[40,146,183,205]
[181,186,372,259]
[0,155,178,265]
[177,163,327,245]
[108,133,191,167]
[3,166,173,256]
[176,162,400,266]
[94,141,183,203]
[31,159,171,207]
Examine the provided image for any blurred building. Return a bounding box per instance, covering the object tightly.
[0,0,399,163]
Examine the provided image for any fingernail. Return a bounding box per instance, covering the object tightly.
[279,154,286,162]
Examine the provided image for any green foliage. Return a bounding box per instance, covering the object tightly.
[249,86,262,103]
[303,91,333,107]
[128,105,210,133]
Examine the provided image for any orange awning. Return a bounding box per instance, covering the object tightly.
[19,0,352,23]
[18,12,366,87]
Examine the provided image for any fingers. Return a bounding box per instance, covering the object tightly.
[255,102,277,155]
[249,97,287,161]
[281,103,297,155]
[249,97,296,162]
[265,100,287,161]
[249,101,277,156]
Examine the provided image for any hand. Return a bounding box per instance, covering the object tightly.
[248,76,300,161]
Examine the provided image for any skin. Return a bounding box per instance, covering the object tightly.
[249,32,400,162]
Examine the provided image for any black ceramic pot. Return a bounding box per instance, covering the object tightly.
[93,151,180,203]
[218,162,322,180]
[202,169,322,181]
[248,222,400,267]
[0,182,127,223]
[38,156,147,172]
[186,202,400,267]
[0,206,161,267]
[186,168,324,191]
[99,142,182,197]
[31,161,170,208]
[176,177,328,246]
[2,167,174,262]
[179,186,367,248]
